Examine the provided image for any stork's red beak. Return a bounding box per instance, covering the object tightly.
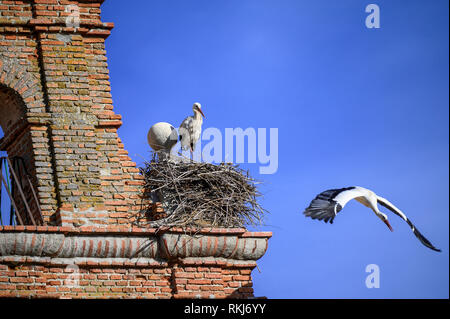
[198,108,205,118]
[384,220,394,232]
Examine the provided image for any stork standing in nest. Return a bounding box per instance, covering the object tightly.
[179,102,205,160]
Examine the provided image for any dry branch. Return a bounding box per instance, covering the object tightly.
[135,152,268,229]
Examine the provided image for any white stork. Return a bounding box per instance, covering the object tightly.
[303,186,441,252]
[179,102,205,159]
[147,122,178,160]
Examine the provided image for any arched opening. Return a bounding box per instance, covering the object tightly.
[0,84,43,226]
[0,125,10,225]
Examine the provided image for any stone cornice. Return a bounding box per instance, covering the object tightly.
[0,226,272,265]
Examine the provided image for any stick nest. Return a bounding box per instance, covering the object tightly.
[136,153,268,229]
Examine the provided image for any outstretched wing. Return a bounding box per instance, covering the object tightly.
[377,196,441,252]
[303,187,359,224]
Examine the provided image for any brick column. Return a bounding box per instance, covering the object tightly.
[1,0,145,227]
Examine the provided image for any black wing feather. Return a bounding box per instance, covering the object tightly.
[377,200,441,252]
[303,187,354,224]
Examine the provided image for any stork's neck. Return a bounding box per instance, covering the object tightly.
[193,110,203,122]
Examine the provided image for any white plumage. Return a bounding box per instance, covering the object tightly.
[147,122,178,160]
[179,102,205,158]
[303,186,440,252]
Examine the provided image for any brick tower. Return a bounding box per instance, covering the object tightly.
[0,0,271,298]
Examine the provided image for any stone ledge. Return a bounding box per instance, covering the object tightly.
[0,226,272,264]
[0,225,272,237]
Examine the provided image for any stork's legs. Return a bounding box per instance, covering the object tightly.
[189,147,202,162]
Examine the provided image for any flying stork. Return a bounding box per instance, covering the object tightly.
[303,186,441,252]
[179,102,205,160]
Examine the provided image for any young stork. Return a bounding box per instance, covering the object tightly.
[179,102,205,160]
[147,122,178,160]
[303,186,441,252]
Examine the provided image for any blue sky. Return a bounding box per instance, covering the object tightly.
[1,0,448,298]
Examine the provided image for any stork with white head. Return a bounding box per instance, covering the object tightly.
[179,102,205,160]
[303,186,441,252]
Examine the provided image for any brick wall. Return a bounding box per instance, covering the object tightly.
[0,226,271,298]
[0,261,257,299]
[0,0,146,227]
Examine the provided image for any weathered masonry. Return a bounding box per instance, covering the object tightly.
[0,0,271,298]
